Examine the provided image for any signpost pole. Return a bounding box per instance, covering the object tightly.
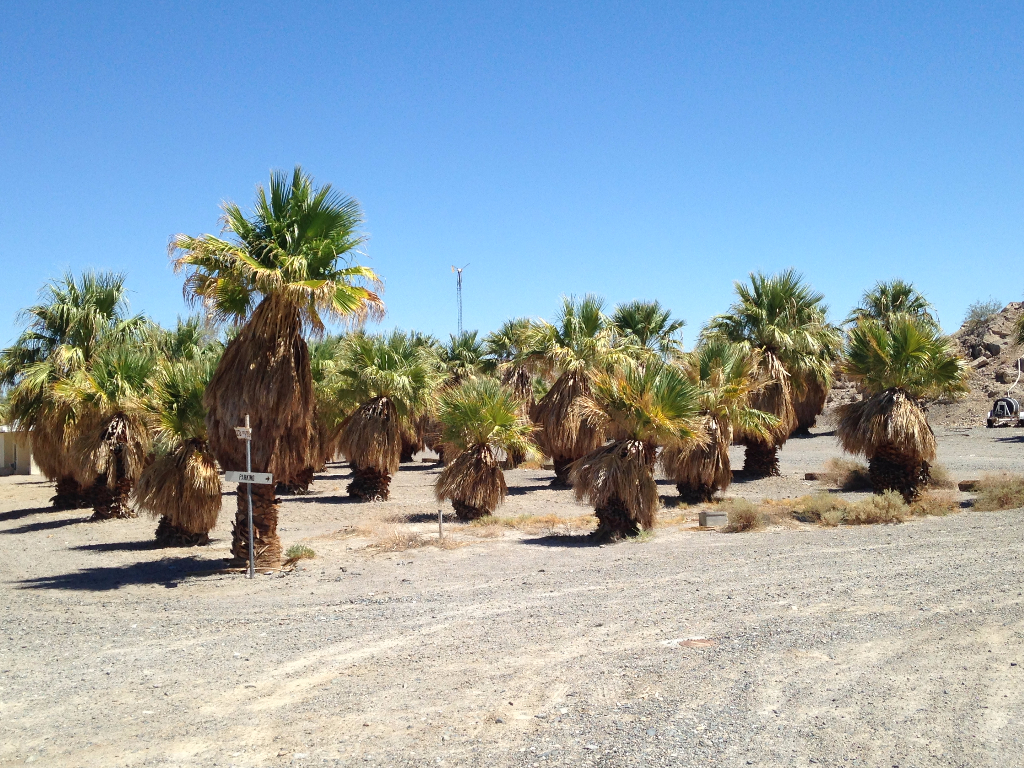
[245,414,255,579]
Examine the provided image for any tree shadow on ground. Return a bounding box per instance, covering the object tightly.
[519,533,602,548]
[505,483,561,497]
[0,506,54,524]
[398,463,442,473]
[70,539,161,553]
[282,494,362,505]
[15,555,219,591]
[1,515,92,535]
[993,434,1024,444]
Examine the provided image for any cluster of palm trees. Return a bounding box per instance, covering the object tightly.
[1,167,970,568]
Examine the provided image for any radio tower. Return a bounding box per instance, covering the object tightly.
[452,264,469,335]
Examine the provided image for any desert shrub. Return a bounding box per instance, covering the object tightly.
[470,513,594,535]
[819,458,872,491]
[794,493,850,525]
[925,464,956,489]
[910,489,960,517]
[284,544,316,562]
[722,498,767,532]
[845,491,908,525]
[973,473,1024,512]
[963,299,1002,334]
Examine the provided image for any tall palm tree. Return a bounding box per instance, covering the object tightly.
[56,344,155,519]
[611,300,685,360]
[335,331,440,500]
[662,341,777,502]
[135,355,222,545]
[846,280,938,329]
[837,315,967,500]
[703,270,837,476]
[436,331,492,385]
[0,271,146,508]
[434,377,534,520]
[527,295,632,485]
[570,363,704,540]
[171,166,384,567]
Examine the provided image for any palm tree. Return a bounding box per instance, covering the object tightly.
[135,355,222,545]
[528,295,632,485]
[56,343,155,519]
[335,331,440,500]
[434,377,534,520]
[611,300,685,360]
[837,315,967,501]
[0,271,146,508]
[171,166,384,567]
[703,270,837,476]
[570,363,704,540]
[846,280,938,329]
[662,341,777,502]
[484,318,538,467]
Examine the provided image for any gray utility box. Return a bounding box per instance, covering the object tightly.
[699,510,728,528]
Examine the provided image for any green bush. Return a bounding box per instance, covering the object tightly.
[284,544,316,561]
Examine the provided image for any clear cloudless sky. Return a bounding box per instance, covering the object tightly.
[1,1,1022,346]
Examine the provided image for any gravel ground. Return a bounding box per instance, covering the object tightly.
[2,428,1023,767]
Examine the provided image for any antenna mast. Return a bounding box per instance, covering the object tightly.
[451,264,469,336]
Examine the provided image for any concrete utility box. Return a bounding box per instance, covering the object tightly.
[0,430,39,476]
[699,509,728,528]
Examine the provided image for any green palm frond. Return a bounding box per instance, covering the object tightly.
[611,299,685,360]
[436,377,535,456]
[846,279,938,329]
[171,166,385,334]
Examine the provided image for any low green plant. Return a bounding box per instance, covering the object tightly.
[284,544,316,561]
[963,299,1002,334]
[973,473,1024,512]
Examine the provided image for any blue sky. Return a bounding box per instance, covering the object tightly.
[1,1,1022,345]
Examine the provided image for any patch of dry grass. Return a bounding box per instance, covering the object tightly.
[818,458,872,491]
[793,493,851,526]
[973,473,1024,512]
[469,513,595,536]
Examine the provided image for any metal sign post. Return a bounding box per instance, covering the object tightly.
[234,416,256,579]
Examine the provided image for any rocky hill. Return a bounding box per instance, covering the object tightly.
[821,302,1024,430]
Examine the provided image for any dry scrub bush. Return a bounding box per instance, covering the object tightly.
[819,458,872,491]
[844,491,908,525]
[794,494,850,526]
[973,473,1024,512]
[722,498,767,532]
[925,464,956,490]
[910,489,959,517]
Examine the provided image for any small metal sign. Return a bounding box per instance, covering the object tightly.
[225,470,273,485]
[234,426,253,440]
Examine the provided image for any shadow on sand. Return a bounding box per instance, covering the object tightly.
[15,555,219,591]
[2,515,92,535]
[70,539,162,553]
[519,533,602,548]
[0,506,55,524]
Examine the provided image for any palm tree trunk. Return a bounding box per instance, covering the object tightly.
[154,515,210,547]
[742,441,780,477]
[869,445,925,502]
[91,471,136,520]
[676,482,715,504]
[231,483,281,567]
[552,456,574,487]
[592,497,641,541]
[452,500,488,521]
[52,476,88,510]
[347,465,391,501]
[504,447,526,469]
[277,466,314,495]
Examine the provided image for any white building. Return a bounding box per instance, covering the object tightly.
[0,428,39,476]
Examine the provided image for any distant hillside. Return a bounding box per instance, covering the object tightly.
[821,302,1024,430]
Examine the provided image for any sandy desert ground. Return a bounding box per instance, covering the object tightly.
[2,427,1023,767]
